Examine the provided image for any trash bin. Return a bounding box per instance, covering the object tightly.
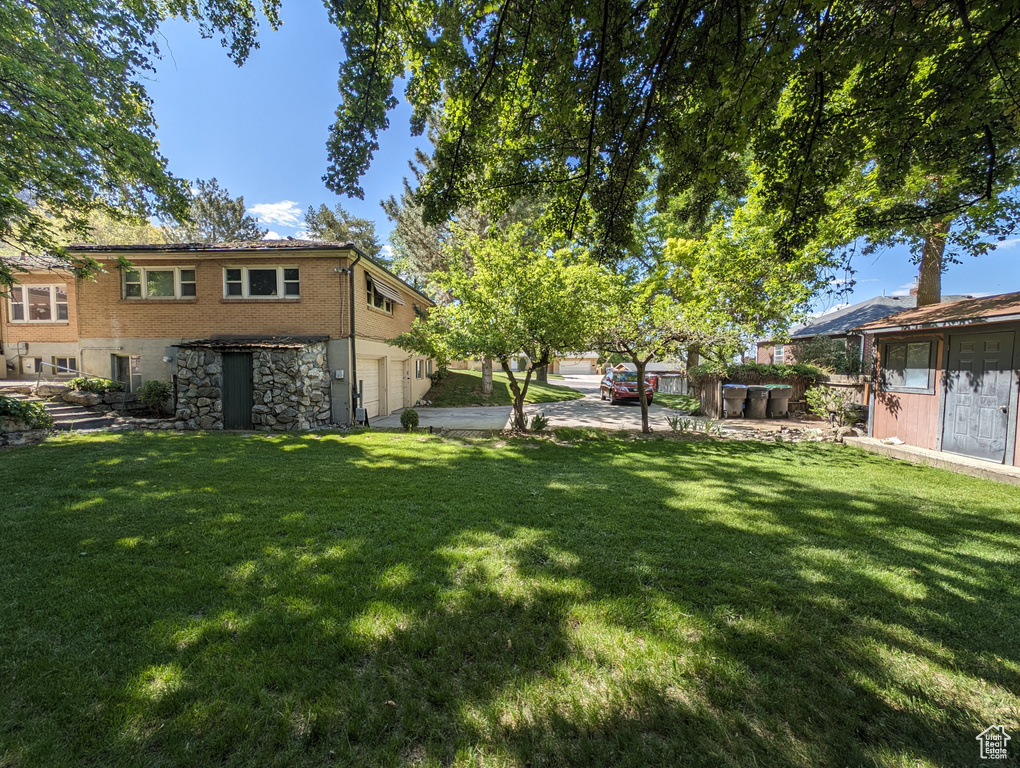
[721,384,747,418]
[745,385,769,419]
[765,384,793,418]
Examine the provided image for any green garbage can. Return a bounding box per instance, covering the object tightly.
[745,385,769,419]
[765,384,793,418]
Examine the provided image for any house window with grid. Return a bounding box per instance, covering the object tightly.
[8,285,68,322]
[123,267,196,299]
[52,356,77,376]
[223,267,300,299]
[773,344,785,364]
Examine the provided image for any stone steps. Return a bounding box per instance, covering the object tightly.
[2,391,121,431]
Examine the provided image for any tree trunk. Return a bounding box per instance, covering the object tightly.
[534,361,548,383]
[635,357,652,434]
[481,356,493,395]
[916,218,950,307]
[501,360,530,431]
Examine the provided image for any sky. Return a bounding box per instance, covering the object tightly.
[146,5,1019,313]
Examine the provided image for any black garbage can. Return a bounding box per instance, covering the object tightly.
[721,384,747,418]
[745,385,769,419]
[765,384,793,418]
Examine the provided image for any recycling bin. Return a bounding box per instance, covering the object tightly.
[721,383,747,418]
[744,385,769,419]
[765,384,793,418]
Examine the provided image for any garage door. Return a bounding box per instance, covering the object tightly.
[559,360,593,374]
[388,359,407,413]
[356,358,381,418]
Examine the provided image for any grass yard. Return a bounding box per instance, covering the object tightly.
[427,369,584,407]
[652,392,700,412]
[1,431,1018,767]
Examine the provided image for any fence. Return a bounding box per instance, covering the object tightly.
[694,373,866,418]
[656,374,688,395]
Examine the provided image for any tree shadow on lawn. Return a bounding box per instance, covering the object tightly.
[1,432,1018,767]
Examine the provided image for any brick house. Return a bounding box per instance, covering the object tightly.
[858,291,1020,466]
[1,241,434,428]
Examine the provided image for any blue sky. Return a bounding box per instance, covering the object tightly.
[146,5,1018,311]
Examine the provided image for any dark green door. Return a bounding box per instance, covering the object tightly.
[222,352,254,429]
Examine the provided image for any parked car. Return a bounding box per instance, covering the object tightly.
[600,370,655,405]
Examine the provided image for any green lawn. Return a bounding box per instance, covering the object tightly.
[427,369,584,407]
[653,392,700,412]
[1,431,1018,767]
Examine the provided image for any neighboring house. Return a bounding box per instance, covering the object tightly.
[551,352,599,374]
[756,293,975,366]
[1,241,434,428]
[857,291,1020,467]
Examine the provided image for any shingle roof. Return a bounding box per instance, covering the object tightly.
[67,240,357,252]
[785,294,975,339]
[855,290,1020,332]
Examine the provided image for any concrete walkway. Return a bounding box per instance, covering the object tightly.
[845,436,1020,486]
[372,405,512,431]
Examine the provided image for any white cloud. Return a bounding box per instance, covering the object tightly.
[995,237,1020,248]
[249,201,303,228]
[890,284,914,297]
[263,231,282,240]
[380,244,394,260]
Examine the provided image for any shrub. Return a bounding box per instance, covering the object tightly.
[138,380,173,416]
[805,385,859,427]
[0,395,52,430]
[428,368,447,384]
[528,412,549,432]
[688,361,825,385]
[400,409,420,431]
[67,376,124,394]
[793,336,866,376]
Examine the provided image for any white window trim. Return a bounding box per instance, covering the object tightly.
[222,266,300,299]
[123,266,196,300]
[8,284,68,323]
[774,344,785,363]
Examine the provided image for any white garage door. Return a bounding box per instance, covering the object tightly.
[559,360,593,374]
[356,358,381,418]
[388,359,407,413]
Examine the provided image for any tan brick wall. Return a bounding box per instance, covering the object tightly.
[353,261,429,343]
[77,255,351,339]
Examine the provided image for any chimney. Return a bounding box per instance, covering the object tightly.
[908,278,919,297]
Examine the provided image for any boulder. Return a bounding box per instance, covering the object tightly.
[63,391,101,407]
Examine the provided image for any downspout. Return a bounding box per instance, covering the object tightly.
[347,248,364,423]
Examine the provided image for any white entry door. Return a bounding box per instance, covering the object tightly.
[356,358,381,418]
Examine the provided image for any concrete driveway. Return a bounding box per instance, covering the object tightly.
[524,374,678,431]
[373,374,678,431]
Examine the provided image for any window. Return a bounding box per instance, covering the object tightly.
[774,344,785,364]
[426,360,433,377]
[223,267,299,299]
[366,275,392,313]
[882,340,935,393]
[123,267,196,299]
[415,359,423,379]
[8,285,67,322]
[53,357,77,376]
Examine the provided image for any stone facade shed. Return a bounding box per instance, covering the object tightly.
[175,335,331,431]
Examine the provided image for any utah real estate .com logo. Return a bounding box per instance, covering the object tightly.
[976,725,1011,760]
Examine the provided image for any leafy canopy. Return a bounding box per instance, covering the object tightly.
[304,204,385,260]
[324,0,1020,262]
[0,0,279,286]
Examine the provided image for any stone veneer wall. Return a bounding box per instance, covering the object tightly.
[251,343,331,430]
[175,342,332,431]
[175,348,223,430]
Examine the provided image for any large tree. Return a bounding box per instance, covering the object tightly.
[164,178,267,243]
[0,0,280,287]
[324,0,1020,267]
[394,224,615,430]
[304,203,384,261]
